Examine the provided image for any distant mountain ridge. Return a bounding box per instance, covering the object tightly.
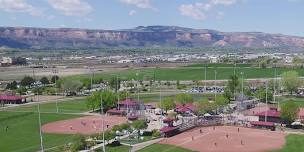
[0,26,304,50]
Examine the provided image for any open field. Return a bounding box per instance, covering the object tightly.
[64,67,304,82]
[8,98,89,113]
[278,96,304,107]
[0,111,81,152]
[160,126,285,152]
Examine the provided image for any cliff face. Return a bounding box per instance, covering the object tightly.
[0,26,304,49]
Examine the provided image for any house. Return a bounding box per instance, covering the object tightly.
[209,56,218,63]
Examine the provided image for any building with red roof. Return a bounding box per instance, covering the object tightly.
[175,103,196,113]
[255,108,281,123]
[0,94,26,104]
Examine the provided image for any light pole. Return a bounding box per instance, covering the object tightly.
[204,65,207,92]
[101,94,106,152]
[214,70,217,101]
[241,72,244,99]
[37,88,44,152]
[265,81,268,122]
[274,68,277,105]
[89,67,94,91]
[52,69,59,113]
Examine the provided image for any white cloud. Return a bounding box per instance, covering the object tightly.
[0,0,42,16]
[128,10,137,16]
[180,0,238,20]
[216,11,224,19]
[211,0,237,5]
[120,0,153,9]
[48,0,92,16]
[179,3,211,20]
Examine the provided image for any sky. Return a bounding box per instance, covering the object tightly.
[0,0,303,36]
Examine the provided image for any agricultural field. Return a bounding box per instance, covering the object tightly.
[63,66,304,82]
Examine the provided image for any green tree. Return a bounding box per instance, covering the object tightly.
[255,86,273,103]
[194,101,216,115]
[40,76,49,85]
[223,87,233,102]
[132,120,148,130]
[282,71,302,94]
[20,76,35,87]
[175,93,193,104]
[86,90,117,112]
[281,101,300,124]
[109,76,121,92]
[16,87,27,95]
[61,79,83,94]
[158,97,175,112]
[227,75,240,98]
[51,75,59,83]
[70,135,86,152]
[6,81,18,90]
[215,95,229,108]
[103,130,116,141]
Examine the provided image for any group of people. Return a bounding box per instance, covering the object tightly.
[190,126,245,147]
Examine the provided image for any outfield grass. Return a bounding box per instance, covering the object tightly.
[64,66,304,82]
[0,111,82,152]
[276,134,304,152]
[278,96,304,107]
[138,144,194,152]
[9,98,89,113]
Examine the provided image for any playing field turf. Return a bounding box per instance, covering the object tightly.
[278,96,304,107]
[276,134,304,152]
[138,144,194,152]
[0,111,82,152]
[7,98,89,113]
[64,66,304,81]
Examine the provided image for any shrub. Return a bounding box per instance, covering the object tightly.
[152,129,161,138]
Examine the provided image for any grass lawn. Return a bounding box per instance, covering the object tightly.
[278,96,304,107]
[0,111,83,152]
[9,98,89,113]
[120,135,154,145]
[138,144,194,152]
[184,63,253,68]
[276,134,304,152]
[64,66,304,82]
[130,92,210,103]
